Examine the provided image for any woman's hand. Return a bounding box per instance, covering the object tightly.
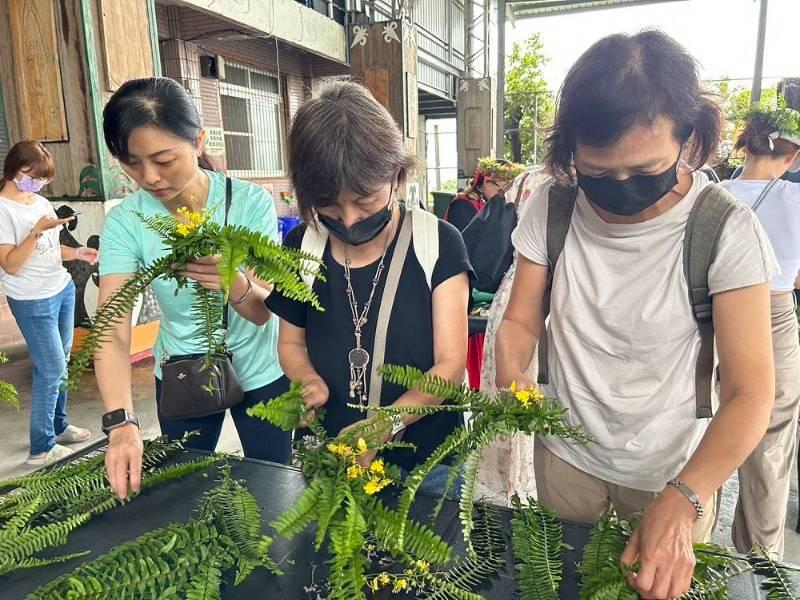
[33,215,73,236]
[105,424,144,500]
[337,417,388,467]
[620,487,697,599]
[76,247,99,265]
[176,255,223,291]
[298,377,329,427]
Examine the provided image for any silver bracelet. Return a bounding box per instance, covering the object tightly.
[231,275,253,305]
[666,478,704,520]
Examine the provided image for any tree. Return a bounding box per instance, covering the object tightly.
[504,34,554,165]
[706,77,780,172]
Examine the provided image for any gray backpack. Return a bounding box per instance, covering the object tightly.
[537,183,740,419]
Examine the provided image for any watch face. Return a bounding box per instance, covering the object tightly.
[102,408,127,429]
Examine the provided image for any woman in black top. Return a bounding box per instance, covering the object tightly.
[267,81,473,475]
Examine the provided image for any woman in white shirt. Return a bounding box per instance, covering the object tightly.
[496,30,777,597]
[0,141,98,466]
[720,107,800,557]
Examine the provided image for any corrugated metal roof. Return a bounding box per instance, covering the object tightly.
[507,0,688,20]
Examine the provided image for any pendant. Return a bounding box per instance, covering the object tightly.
[348,347,370,369]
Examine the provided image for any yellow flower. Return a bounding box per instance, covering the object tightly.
[364,476,393,495]
[379,572,391,585]
[392,578,408,593]
[347,464,365,479]
[175,206,209,234]
[356,437,368,455]
[326,442,353,458]
[510,382,545,408]
[369,458,385,475]
[415,559,430,573]
[175,223,190,237]
[510,380,518,393]
[369,578,380,592]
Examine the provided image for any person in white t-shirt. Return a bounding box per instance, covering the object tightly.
[496,31,778,598]
[0,141,98,466]
[720,107,800,558]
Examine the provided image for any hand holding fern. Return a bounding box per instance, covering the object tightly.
[620,487,697,599]
[105,424,144,500]
[175,255,226,291]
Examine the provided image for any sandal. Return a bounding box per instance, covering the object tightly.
[55,425,92,444]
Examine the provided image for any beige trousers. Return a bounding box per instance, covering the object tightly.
[534,437,716,542]
[732,291,800,558]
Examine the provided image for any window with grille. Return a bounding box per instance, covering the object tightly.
[220,63,285,178]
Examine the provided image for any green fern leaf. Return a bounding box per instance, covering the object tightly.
[510,496,566,600]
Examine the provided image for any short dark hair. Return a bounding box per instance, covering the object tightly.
[289,80,417,221]
[545,30,722,183]
[3,140,55,181]
[103,77,217,171]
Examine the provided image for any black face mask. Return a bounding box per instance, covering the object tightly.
[317,199,393,246]
[576,158,680,216]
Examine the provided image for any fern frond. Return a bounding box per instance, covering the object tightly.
[458,450,482,558]
[579,563,638,600]
[420,505,505,600]
[67,256,171,389]
[371,501,452,566]
[510,496,566,600]
[579,508,630,579]
[271,478,325,539]
[247,381,307,431]
[378,364,484,406]
[750,545,799,600]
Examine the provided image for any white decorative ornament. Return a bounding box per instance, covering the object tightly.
[478,79,490,92]
[459,80,470,93]
[351,26,369,48]
[383,22,401,44]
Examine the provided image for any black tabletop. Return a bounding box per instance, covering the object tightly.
[0,449,790,599]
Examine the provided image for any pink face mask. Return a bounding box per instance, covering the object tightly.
[14,174,49,193]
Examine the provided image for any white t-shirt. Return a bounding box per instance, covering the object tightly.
[511,171,778,491]
[0,194,71,300]
[720,178,800,291]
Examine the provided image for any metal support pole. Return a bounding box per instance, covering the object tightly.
[532,93,539,165]
[495,0,506,157]
[433,124,442,191]
[751,0,769,106]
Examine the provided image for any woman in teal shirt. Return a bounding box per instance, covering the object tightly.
[96,78,289,500]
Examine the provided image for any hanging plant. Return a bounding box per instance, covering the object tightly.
[476,156,526,181]
[66,206,323,390]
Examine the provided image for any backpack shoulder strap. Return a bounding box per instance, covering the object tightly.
[410,204,440,290]
[683,183,739,419]
[546,184,579,284]
[537,183,578,384]
[300,219,328,289]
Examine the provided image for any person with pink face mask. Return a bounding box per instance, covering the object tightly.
[0,140,98,466]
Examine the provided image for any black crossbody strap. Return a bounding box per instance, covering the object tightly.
[223,177,232,332]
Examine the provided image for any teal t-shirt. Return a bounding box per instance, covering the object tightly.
[99,170,282,391]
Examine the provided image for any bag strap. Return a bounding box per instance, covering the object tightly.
[367,210,414,414]
[300,219,328,289]
[537,184,578,385]
[683,183,738,418]
[513,172,531,209]
[223,177,232,333]
[410,203,439,290]
[750,178,780,213]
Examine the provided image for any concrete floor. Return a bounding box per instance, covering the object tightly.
[0,354,798,563]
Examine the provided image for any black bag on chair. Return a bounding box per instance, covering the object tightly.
[461,173,529,293]
[158,177,245,420]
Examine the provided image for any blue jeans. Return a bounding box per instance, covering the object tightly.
[155,375,292,464]
[8,281,76,455]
